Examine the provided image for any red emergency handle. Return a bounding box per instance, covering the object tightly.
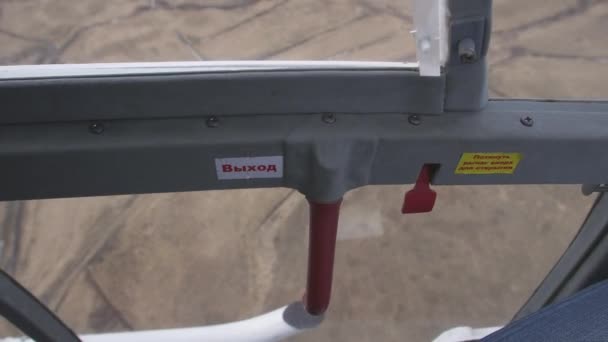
[304,198,342,316]
[402,164,437,214]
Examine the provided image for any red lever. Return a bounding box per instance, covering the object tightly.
[402,165,437,214]
[304,199,342,316]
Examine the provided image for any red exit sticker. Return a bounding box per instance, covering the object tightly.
[215,156,283,180]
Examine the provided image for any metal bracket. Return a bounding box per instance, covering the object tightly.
[582,184,608,195]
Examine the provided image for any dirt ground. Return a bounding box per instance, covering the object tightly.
[0,0,607,341]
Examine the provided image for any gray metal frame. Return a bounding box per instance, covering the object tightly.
[0,99,607,202]
[0,66,446,123]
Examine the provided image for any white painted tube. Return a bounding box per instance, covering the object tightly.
[1,302,323,342]
[433,326,502,342]
[0,60,419,80]
[411,0,449,76]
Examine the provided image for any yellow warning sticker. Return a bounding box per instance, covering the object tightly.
[455,152,522,175]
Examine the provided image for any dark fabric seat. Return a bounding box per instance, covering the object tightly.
[482,280,608,342]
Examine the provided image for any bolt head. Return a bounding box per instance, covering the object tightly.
[322,113,336,124]
[408,114,421,126]
[460,51,476,63]
[458,38,477,64]
[520,116,534,127]
[89,122,104,134]
[206,116,220,128]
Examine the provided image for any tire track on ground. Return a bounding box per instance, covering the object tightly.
[493,0,604,39]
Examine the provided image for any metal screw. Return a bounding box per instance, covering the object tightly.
[458,38,477,64]
[520,116,534,127]
[322,113,336,124]
[89,122,104,134]
[460,51,476,63]
[206,116,220,128]
[408,114,421,126]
